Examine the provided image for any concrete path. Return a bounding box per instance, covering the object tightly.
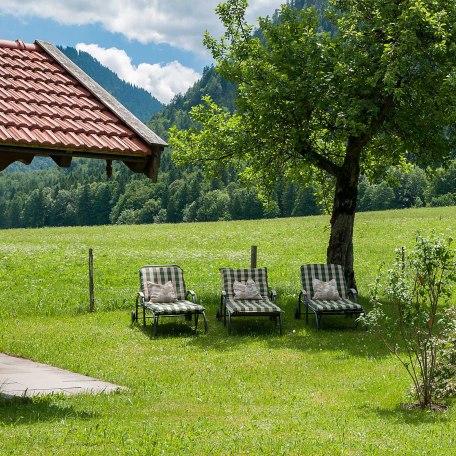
[0,353,124,397]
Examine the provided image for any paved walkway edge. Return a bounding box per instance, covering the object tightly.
[0,353,126,397]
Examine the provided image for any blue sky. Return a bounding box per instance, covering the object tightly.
[0,1,280,104]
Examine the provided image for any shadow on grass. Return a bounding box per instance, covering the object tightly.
[0,394,96,424]
[131,318,200,339]
[177,301,395,360]
[361,402,453,425]
[127,296,392,360]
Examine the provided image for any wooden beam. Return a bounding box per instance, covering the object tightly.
[143,147,163,182]
[0,145,147,162]
[51,155,72,168]
[0,152,34,171]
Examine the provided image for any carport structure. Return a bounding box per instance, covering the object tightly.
[0,39,166,179]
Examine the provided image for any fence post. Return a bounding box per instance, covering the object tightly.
[251,245,257,269]
[89,248,95,312]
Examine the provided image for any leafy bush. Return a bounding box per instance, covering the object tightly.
[429,193,456,207]
[432,307,456,400]
[362,232,456,408]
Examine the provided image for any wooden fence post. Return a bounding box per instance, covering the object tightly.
[89,248,95,312]
[251,245,257,269]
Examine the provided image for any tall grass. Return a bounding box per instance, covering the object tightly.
[0,207,455,455]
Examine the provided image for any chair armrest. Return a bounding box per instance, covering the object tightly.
[187,290,197,303]
[136,291,145,305]
[349,288,358,303]
[269,289,277,304]
[299,289,308,303]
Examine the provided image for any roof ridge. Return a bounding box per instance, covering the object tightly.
[0,39,39,51]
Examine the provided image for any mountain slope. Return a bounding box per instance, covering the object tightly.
[147,66,236,141]
[60,46,163,122]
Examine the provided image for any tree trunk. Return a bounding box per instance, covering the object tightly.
[327,139,362,290]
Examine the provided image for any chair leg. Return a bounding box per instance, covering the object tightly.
[202,311,208,333]
[316,314,321,331]
[194,313,199,332]
[153,315,159,336]
[279,314,283,335]
[306,303,309,325]
[228,313,232,335]
[143,306,146,327]
[218,295,224,321]
[294,303,300,320]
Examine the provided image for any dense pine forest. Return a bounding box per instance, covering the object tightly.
[0,0,454,229]
[0,145,454,229]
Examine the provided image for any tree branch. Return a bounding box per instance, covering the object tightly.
[296,139,341,176]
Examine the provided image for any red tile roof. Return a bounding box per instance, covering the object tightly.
[0,39,166,181]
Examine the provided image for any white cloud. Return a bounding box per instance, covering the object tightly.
[0,0,281,54]
[76,43,201,104]
[1,1,281,102]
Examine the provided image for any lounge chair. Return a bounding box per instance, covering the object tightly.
[132,265,207,335]
[219,268,283,335]
[295,264,364,330]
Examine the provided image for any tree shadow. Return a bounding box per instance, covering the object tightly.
[126,295,395,361]
[360,402,453,425]
[185,299,391,359]
[130,318,200,339]
[0,394,96,425]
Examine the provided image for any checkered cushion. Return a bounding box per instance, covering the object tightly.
[225,297,281,315]
[307,298,363,312]
[139,265,187,301]
[300,264,348,300]
[220,268,269,299]
[145,300,204,315]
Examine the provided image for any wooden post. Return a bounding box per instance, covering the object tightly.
[89,248,95,312]
[251,245,257,269]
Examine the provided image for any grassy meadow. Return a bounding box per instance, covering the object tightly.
[0,206,455,455]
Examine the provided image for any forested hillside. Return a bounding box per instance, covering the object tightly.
[147,66,237,141]
[0,0,454,229]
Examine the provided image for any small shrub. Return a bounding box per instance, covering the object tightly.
[362,232,456,409]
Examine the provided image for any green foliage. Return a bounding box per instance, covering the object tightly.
[0,156,325,228]
[363,232,456,408]
[147,66,236,141]
[169,0,456,282]
[1,156,455,229]
[171,0,456,188]
[432,307,456,400]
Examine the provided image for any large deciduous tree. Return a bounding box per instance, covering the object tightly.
[170,0,456,288]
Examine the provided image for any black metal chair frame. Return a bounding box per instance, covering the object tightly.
[134,289,208,336]
[219,289,283,335]
[296,289,363,330]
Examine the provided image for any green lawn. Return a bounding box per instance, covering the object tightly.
[0,207,455,455]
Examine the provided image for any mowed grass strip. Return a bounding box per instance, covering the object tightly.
[0,206,455,455]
